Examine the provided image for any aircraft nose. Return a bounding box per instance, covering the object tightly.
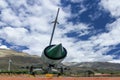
[45,44,67,60]
[47,44,62,58]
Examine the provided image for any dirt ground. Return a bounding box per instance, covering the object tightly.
[0,77,120,80]
[0,75,120,80]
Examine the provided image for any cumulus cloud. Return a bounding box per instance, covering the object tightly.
[0,45,9,49]
[109,60,120,63]
[100,0,120,17]
[0,0,120,63]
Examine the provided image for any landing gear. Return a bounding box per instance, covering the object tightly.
[29,66,35,76]
[57,67,64,77]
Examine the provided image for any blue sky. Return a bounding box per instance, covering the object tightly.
[0,0,120,63]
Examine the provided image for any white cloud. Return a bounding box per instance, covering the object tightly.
[0,0,8,9]
[0,45,9,49]
[1,8,22,27]
[109,60,120,63]
[100,0,120,17]
[0,27,28,45]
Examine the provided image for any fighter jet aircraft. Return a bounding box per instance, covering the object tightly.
[27,8,67,74]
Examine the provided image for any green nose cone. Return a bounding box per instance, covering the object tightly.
[46,44,65,59]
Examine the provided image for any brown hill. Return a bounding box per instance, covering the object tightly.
[0,49,41,71]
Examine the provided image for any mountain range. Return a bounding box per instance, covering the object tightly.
[0,49,120,74]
